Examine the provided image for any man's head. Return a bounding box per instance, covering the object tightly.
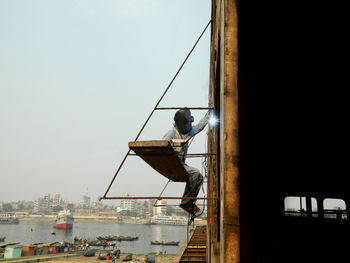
[174,108,194,134]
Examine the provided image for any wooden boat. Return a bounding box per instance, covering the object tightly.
[96,235,138,241]
[89,240,115,247]
[117,236,138,241]
[96,235,118,241]
[83,249,96,257]
[150,240,179,246]
[122,253,132,261]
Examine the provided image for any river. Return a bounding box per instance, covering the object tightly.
[0,220,190,254]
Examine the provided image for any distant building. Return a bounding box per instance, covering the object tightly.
[80,195,91,208]
[52,193,61,207]
[120,194,135,211]
[33,194,52,213]
[11,202,18,210]
[33,198,46,213]
[153,200,167,216]
[147,201,154,217]
[43,194,51,210]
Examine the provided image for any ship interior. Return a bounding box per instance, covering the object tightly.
[236,1,348,262]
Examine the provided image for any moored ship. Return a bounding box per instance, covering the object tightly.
[0,214,19,224]
[55,210,74,229]
[150,215,187,226]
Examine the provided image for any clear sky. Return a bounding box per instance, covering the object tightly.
[0,0,212,205]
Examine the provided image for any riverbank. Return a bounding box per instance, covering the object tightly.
[47,254,175,263]
[18,215,206,225]
[19,216,120,223]
[0,252,175,263]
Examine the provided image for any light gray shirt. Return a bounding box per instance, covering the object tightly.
[163,111,209,163]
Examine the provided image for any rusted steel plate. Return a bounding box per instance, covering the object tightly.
[128,140,188,182]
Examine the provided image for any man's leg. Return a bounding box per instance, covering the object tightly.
[181,164,203,206]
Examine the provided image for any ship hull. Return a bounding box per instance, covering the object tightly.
[55,222,73,229]
[0,218,19,224]
[55,215,74,229]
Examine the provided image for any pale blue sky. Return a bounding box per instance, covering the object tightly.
[0,0,211,204]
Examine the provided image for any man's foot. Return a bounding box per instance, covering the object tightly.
[191,204,200,213]
[179,203,200,214]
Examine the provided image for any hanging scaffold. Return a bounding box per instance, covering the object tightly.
[99,20,216,204]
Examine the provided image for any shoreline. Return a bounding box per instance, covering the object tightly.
[19,216,120,223]
[0,251,176,263]
[16,216,206,225]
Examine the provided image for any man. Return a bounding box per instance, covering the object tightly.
[163,108,209,214]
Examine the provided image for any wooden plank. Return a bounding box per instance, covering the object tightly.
[128,140,189,182]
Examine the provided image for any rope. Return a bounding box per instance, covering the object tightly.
[189,137,209,218]
[186,212,190,262]
[153,180,171,207]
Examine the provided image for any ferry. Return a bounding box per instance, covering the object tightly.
[55,210,74,229]
[0,214,19,224]
[150,215,187,226]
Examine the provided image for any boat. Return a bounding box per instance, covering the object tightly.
[84,249,96,257]
[150,215,187,226]
[116,236,138,241]
[96,235,118,241]
[0,214,19,224]
[150,240,179,246]
[97,235,139,241]
[96,236,139,241]
[89,240,115,247]
[122,254,132,261]
[55,210,74,229]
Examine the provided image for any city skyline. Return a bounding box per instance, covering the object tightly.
[0,191,138,206]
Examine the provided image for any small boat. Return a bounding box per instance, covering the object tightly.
[84,249,96,257]
[89,240,115,247]
[122,253,132,262]
[146,255,156,263]
[117,236,138,241]
[96,235,118,241]
[150,240,179,246]
[96,235,139,242]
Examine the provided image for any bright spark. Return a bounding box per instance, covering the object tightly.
[209,114,218,126]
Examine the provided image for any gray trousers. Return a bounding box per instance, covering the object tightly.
[181,164,203,205]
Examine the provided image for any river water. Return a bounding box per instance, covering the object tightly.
[0,220,189,254]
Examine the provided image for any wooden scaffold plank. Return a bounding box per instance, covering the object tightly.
[128,140,188,182]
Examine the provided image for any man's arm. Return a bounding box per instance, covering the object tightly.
[191,111,210,136]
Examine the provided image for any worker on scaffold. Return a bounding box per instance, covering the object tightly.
[163,108,209,214]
